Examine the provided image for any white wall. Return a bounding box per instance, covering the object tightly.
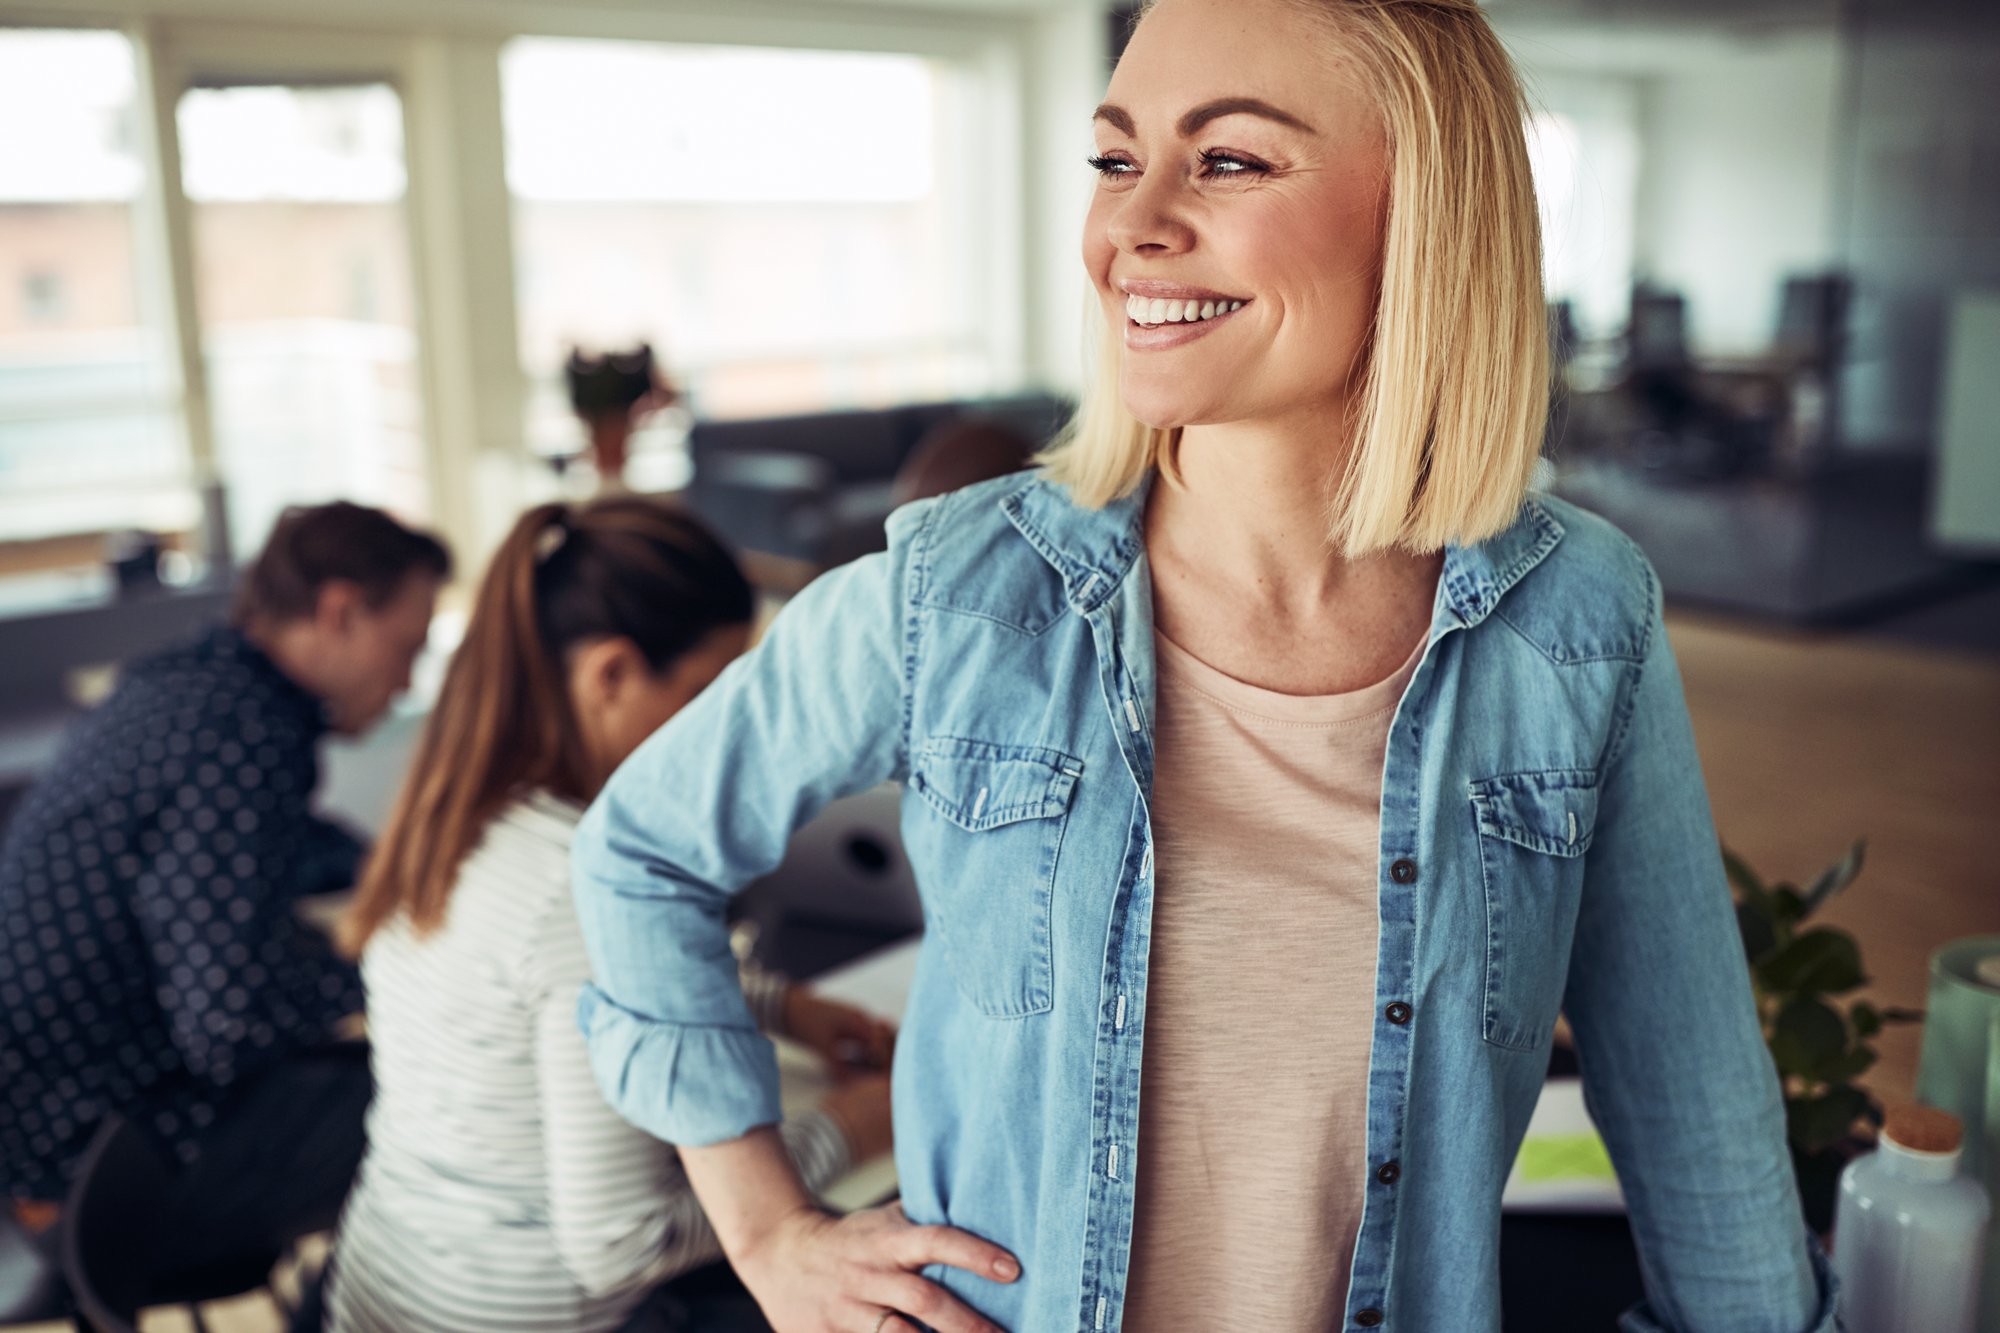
[1632,32,1844,356]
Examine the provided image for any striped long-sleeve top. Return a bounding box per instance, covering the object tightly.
[327,792,849,1333]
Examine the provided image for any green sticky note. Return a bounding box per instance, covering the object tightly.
[1516,1132,1617,1183]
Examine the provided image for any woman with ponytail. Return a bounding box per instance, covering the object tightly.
[327,498,894,1333]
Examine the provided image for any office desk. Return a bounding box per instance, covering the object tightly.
[776,941,917,1211]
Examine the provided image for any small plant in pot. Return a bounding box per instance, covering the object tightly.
[1726,839,1924,1234]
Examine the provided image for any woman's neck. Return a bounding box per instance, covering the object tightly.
[1156,419,1374,608]
[1145,418,1442,695]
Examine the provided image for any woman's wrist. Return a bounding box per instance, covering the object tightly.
[731,1195,833,1279]
[677,1124,822,1263]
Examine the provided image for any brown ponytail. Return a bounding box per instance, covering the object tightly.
[339,496,752,954]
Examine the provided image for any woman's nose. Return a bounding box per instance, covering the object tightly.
[1105,174,1196,257]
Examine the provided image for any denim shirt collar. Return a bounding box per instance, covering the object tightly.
[1000,469,1567,630]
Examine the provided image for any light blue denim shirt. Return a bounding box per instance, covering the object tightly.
[573,471,1836,1333]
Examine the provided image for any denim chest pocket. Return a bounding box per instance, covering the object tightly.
[908,737,1082,1018]
[1469,769,1599,1051]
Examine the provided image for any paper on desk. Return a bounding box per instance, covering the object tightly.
[1503,1077,1626,1214]
[777,938,922,1212]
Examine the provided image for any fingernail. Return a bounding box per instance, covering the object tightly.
[994,1257,1019,1280]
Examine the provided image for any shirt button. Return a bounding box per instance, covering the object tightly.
[1376,1160,1401,1184]
[1355,1310,1385,1328]
[1389,858,1417,884]
[1384,1002,1413,1025]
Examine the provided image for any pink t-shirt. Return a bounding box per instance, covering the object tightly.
[1122,629,1423,1330]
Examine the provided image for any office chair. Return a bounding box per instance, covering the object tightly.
[62,1113,297,1333]
[1773,272,1851,371]
[1626,284,1690,375]
[0,1206,69,1324]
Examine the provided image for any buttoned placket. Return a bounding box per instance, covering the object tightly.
[1073,563,1159,1333]
[1053,526,1523,1333]
[1341,595,1476,1332]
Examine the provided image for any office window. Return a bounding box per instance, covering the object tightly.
[178,83,431,556]
[23,272,68,324]
[1524,93,1640,342]
[503,39,995,472]
[0,29,190,551]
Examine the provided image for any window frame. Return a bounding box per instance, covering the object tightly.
[0,0,1058,570]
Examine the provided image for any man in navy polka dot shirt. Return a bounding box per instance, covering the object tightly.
[0,502,449,1225]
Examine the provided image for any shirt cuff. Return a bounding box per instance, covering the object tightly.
[1617,1227,1839,1333]
[578,983,783,1147]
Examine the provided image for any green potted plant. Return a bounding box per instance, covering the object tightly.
[1726,839,1924,1233]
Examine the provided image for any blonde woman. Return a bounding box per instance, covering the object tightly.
[571,1,1836,1330]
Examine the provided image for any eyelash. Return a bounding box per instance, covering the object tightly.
[1085,149,1271,181]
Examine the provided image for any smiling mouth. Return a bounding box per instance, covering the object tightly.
[1124,293,1248,328]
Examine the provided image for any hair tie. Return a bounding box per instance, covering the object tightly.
[534,514,571,564]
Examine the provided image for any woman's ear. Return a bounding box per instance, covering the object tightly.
[567,637,643,717]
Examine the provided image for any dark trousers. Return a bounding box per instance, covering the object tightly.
[150,1043,373,1278]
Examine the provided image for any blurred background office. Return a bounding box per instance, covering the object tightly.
[0,0,1995,1327]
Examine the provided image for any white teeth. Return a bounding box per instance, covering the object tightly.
[1123,293,1245,325]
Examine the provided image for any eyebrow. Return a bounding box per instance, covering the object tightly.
[1091,97,1318,138]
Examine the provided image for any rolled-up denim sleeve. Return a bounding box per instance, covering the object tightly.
[1565,566,1837,1333]
[572,515,922,1148]
[1618,1233,1838,1333]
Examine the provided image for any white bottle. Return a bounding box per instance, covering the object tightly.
[1834,1104,1993,1333]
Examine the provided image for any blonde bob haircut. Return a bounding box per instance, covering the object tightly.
[1041,0,1549,557]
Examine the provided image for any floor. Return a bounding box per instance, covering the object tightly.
[7,597,1995,1333]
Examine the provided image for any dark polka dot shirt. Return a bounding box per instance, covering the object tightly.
[0,625,366,1202]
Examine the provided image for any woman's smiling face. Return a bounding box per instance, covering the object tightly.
[1084,0,1391,434]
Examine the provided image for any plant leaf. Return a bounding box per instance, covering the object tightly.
[1787,1084,1872,1154]
[1723,844,1770,908]
[1757,928,1868,996]
[1770,996,1848,1077]
[1801,840,1867,916]
[1851,1001,1882,1038]
[1819,1046,1878,1083]
[1771,886,1807,926]
[1738,901,1778,966]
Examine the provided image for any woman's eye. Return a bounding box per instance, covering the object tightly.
[1087,154,1137,179]
[1199,150,1269,178]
